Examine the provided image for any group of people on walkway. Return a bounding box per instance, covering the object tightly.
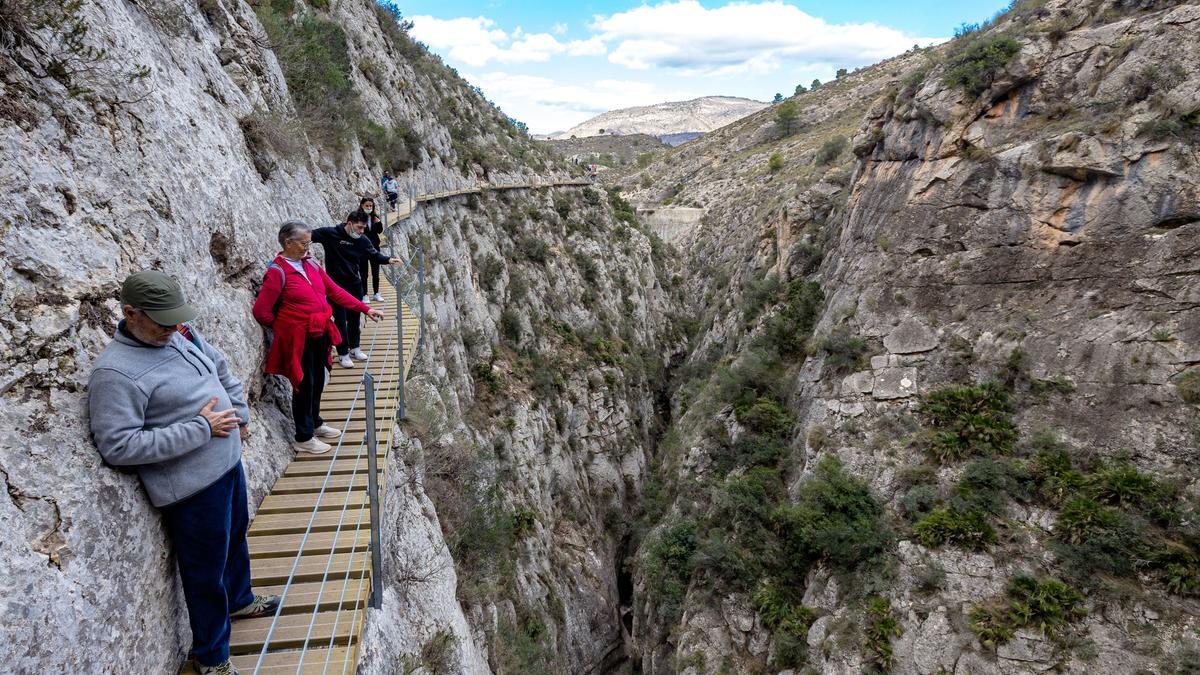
[85,194,403,675]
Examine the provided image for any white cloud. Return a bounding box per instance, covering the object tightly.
[411,16,608,67]
[592,1,944,75]
[552,22,568,36]
[408,16,508,67]
[467,71,700,133]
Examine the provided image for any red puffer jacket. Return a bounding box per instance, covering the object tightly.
[252,254,371,389]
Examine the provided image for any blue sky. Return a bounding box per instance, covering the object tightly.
[399,0,1012,134]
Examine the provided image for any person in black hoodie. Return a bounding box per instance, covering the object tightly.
[312,211,400,369]
[357,196,386,303]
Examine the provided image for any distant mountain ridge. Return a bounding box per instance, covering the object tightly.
[549,96,768,143]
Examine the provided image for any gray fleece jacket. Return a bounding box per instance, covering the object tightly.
[88,323,249,507]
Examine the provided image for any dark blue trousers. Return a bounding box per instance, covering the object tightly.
[161,462,254,667]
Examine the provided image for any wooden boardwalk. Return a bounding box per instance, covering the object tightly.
[383,178,592,226]
[183,178,588,673]
[226,283,418,674]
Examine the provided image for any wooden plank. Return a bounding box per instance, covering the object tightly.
[228,610,357,654]
[250,550,368,586]
[249,527,369,559]
[283,458,376,477]
[230,647,353,674]
[258,490,368,514]
[256,579,369,616]
[250,507,369,536]
[270,472,370,495]
[290,446,386,463]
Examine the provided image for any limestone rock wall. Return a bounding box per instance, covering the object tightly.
[0,0,581,670]
[619,2,1200,673]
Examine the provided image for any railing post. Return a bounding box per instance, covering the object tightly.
[417,247,427,350]
[363,372,384,610]
[396,286,407,422]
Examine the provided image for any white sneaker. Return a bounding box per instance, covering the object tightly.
[314,424,342,439]
[349,348,369,361]
[339,354,354,368]
[372,293,384,302]
[292,438,331,454]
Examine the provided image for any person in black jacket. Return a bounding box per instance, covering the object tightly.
[312,211,400,369]
[357,196,386,303]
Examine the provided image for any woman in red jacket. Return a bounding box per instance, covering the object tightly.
[253,221,384,454]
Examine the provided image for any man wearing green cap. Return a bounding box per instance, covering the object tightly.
[88,271,279,675]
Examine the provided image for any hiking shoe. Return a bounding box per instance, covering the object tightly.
[292,438,331,454]
[197,660,238,675]
[314,424,342,439]
[372,293,385,302]
[231,594,282,620]
[339,354,354,369]
[349,348,369,361]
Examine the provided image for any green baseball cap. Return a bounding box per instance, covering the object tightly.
[120,270,197,326]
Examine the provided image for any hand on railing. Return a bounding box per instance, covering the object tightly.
[366,309,384,322]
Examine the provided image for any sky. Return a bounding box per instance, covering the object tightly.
[397,0,1013,134]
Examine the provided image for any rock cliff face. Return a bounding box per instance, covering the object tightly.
[615,1,1200,673]
[0,0,664,671]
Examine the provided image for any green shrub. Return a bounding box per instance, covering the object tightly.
[1028,436,1086,505]
[714,434,788,476]
[1088,462,1156,509]
[758,281,824,358]
[1151,543,1200,597]
[499,309,521,343]
[517,236,550,264]
[553,194,572,218]
[256,6,365,151]
[470,361,500,392]
[921,383,1017,461]
[914,507,996,550]
[752,581,816,668]
[1052,496,1145,580]
[969,575,1085,649]
[643,520,699,619]
[1176,369,1200,403]
[818,327,868,374]
[953,458,1030,515]
[478,254,503,290]
[773,456,892,582]
[943,34,1022,97]
[734,396,794,439]
[768,152,784,173]
[815,136,849,165]
[741,274,784,323]
[901,485,939,521]
[864,596,903,671]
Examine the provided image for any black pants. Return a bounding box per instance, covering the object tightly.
[330,275,362,355]
[292,336,328,441]
[161,463,254,667]
[358,257,381,295]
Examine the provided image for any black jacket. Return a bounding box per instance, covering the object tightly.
[365,214,383,248]
[312,224,390,283]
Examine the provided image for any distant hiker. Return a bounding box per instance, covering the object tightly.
[88,270,281,675]
[311,211,400,369]
[357,196,386,303]
[381,173,399,208]
[252,221,383,454]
